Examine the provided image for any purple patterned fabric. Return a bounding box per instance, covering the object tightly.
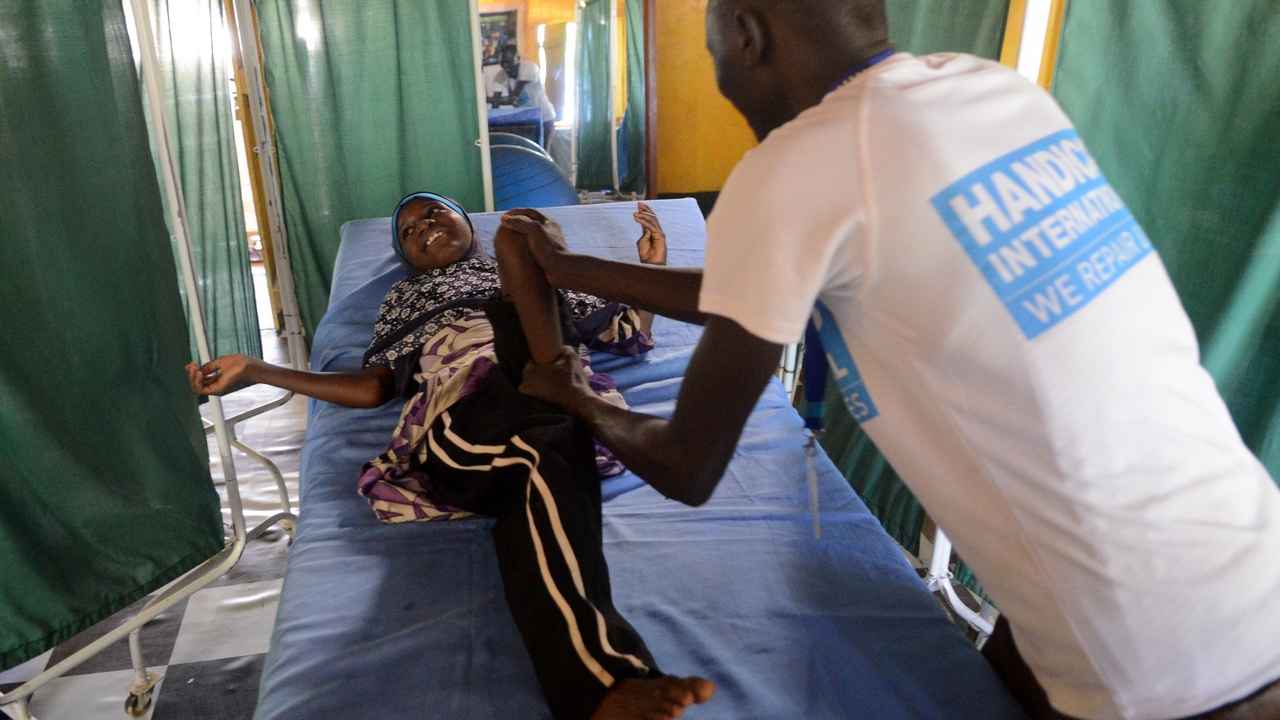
[356,280,652,523]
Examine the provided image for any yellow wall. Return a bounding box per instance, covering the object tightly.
[656,0,756,193]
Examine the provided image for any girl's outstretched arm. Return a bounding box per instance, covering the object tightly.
[187,356,394,409]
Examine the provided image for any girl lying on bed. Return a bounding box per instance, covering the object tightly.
[186,193,715,720]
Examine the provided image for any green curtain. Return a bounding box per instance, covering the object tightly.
[1053,1,1280,483]
[0,0,225,671]
[618,0,645,194]
[136,0,262,361]
[255,0,486,337]
[575,0,613,191]
[885,0,1011,61]
[817,0,1010,596]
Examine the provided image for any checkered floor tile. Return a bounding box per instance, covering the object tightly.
[1,329,304,720]
[0,531,292,720]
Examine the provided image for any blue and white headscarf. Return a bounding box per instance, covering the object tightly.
[391,191,488,270]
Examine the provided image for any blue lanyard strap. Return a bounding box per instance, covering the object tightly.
[827,49,896,95]
[801,320,827,432]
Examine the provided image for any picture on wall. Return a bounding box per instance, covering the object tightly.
[480,5,524,66]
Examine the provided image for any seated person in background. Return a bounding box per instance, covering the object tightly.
[491,43,557,148]
[187,194,712,720]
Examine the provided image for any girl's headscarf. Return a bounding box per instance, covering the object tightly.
[391,192,488,271]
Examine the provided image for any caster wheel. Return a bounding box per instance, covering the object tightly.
[125,689,153,717]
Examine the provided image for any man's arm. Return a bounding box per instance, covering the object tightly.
[501,211,707,325]
[520,315,783,505]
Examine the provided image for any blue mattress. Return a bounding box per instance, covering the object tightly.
[255,199,1025,719]
[489,106,544,126]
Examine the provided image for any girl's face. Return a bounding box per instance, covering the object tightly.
[396,198,475,272]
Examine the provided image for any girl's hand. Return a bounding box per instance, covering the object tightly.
[501,208,572,285]
[634,202,668,266]
[186,355,256,396]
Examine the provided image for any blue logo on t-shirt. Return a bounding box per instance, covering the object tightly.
[930,129,1154,339]
[813,301,878,423]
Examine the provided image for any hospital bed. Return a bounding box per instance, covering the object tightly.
[253,199,1026,719]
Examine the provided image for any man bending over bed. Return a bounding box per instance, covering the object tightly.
[187,193,715,720]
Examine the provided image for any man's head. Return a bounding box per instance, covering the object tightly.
[393,194,476,273]
[705,0,890,140]
[499,44,520,75]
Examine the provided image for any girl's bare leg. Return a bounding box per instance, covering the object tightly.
[494,223,565,365]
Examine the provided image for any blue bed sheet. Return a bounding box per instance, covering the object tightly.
[255,199,1025,719]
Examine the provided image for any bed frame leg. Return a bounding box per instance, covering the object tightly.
[0,694,34,720]
[123,631,161,718]
[126,628,161,698]
[230,435,297,541]
[925,527,996,639]
[779,342,802,401]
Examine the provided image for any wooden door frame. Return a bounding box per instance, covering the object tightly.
[223,0,283,330]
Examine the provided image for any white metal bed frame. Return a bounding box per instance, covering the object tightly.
[0,0,302,716]
[926,528,998,643]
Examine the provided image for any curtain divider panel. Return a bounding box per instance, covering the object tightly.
[253,0,486,338]
[0,0,224,671]
[574,0,612,192]
[1052,0,1280,483]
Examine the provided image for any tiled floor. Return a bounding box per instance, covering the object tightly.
[0,319,306,720]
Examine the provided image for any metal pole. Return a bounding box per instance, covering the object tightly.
[925,528,995,637]
[231,0,307,370]
[0,696,31,720]
[570,3,581,188]
[608,0,620,195]
[468,0,496,212]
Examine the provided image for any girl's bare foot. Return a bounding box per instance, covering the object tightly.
[590,676,716,720]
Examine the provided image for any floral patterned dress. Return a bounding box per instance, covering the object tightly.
[356,255,653,524]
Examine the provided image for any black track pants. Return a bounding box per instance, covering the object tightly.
[426,302,659,720]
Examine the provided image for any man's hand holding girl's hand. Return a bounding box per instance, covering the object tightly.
[187,354,258,396]
[500,208,571,285]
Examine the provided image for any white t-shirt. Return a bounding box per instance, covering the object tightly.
[494,60,556,123]
[701,52,1280,720]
